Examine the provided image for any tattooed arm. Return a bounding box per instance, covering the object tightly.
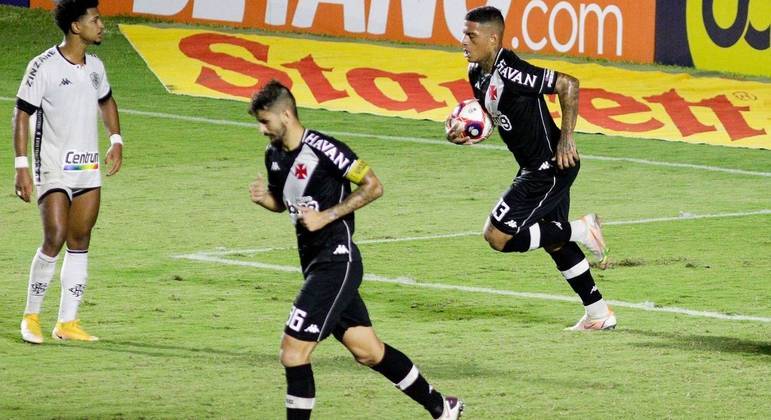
[297,168,383,232]
[554,72,580,169]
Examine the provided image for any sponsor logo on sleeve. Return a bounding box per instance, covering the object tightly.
[303,133,351,170]
[496,60,538,89]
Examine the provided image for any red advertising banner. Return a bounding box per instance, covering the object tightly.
[30,0,656,63]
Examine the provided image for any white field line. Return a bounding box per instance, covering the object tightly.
[2,96,769,178]
[191,209,771,257]
[174,252,771,323]
[174,208,771,323]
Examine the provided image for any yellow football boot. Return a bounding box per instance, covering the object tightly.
[52,320,99,341]
[21,313,44,344]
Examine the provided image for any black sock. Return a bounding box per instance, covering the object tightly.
[371,343,445,418]
[539,220,572,247]
[548,242,602,305]
[502,221,571,253]
[286,364,315,420]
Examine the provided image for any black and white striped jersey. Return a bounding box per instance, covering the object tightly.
[469,48,561,172]
[265,129,362,270]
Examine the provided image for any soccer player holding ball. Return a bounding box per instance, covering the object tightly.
[249,81,463,419]
[446,6,616,331]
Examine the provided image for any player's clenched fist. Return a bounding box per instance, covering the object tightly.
[250,174,268,204]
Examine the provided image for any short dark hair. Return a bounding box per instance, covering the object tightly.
[55,0,99,35]
[465,6,505,32]
[248,80,298,118]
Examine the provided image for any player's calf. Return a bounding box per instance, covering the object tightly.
[285,364,315,420]
[371,343,451,419]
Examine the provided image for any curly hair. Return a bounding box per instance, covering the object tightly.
[54,0,99,35]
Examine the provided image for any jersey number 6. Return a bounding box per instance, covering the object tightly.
[286,306,308,332]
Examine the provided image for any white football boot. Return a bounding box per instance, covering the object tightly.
[438,396,464,419]
[566,309,617,331]
[577,214,608,266]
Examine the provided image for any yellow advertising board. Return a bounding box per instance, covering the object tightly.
[120,24,770,149]
[686,0,769,77]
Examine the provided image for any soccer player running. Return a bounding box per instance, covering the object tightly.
[446,6,615,331]
[249,81,463,419]
[14,0,123,343]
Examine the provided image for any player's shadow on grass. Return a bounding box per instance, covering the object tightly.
[43,339,496,376]
[625,329,771,356]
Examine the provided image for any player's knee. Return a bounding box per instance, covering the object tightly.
[483,229,507,252]
[42,229,67,253]
[352,350,380,367]
[279,346,310,367]
[66,232,91,250]
[343,329,385,367]
[350,343,384,367]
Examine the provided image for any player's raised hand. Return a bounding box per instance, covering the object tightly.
[555,133,579,169]
[445,118,473,145]
[14,167,33,203]
[250,174,268,204]
[105,143,123,176]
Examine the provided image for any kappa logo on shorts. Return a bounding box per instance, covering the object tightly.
[271,161,281,171]
[304,324,320,334]
[333,245,350,255]
[538,161,552,171]
[505,220,518,229]
[551,221,563,230]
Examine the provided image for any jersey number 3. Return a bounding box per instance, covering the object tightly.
[492,198,510,221]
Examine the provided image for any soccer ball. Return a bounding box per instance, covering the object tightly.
[445,99,493,144]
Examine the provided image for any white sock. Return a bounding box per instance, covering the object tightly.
[24,248,58,314]
[585,299,610,320]
[58,250,88,322]
[569,219,588,243]
[528,224,541,250]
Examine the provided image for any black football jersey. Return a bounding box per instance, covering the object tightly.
[265,130,363,270]
[469,48,561,172]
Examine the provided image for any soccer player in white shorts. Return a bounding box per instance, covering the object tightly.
[13,0,124,344]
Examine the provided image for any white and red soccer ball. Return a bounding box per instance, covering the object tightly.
[445,99,494,144]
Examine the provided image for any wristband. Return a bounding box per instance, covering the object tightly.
[109,133,123,145]
[15,156,29,169]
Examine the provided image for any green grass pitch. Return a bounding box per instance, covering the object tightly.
[1,6,769,419]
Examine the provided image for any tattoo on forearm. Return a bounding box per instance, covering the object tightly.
[328,184,377,221]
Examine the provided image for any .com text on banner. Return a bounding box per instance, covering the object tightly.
[31,0,656,64]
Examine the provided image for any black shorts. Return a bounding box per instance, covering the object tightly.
[489,163,579,235]
[284,260,372,342]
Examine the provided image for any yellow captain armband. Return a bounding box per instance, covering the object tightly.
[345,159,371,183]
